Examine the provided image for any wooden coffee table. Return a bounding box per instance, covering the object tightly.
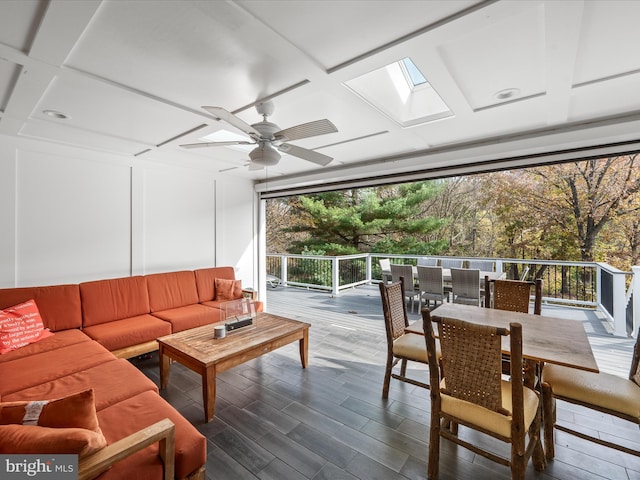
[157,312,310,422]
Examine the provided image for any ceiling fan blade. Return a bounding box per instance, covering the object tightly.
[278,143,333,166]
[180,141,253,149]
[274,119,337,142]
[202,106,262,139]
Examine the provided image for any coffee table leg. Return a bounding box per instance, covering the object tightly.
[299,328,309,368]
[203,366,216,422]
[159,345,170,389]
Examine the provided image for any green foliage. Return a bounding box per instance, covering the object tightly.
[283,182,449,255]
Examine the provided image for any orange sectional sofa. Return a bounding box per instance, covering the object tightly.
[0,266,262,479]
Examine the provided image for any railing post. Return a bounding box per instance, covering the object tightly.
[612,272,627,337]
[633,266,640,336]
[366,254,372,284]
[332,257,340,296]
[281,255,288,287]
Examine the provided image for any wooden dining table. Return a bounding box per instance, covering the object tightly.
[406,303,599,374]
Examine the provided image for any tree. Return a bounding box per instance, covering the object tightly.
[523,155,640,262]
[278,182,449,255]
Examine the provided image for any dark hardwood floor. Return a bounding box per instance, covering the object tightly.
[132,285,639,480]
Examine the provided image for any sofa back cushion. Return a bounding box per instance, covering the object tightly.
[194,267,236,303]
[0,285,82,332]
[146,271,199,312]
[80,276,150,327]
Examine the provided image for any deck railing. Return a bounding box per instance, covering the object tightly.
[266,253,637,337]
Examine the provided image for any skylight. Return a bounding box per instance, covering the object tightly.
[401,57,427,86]
[344,57,453,127]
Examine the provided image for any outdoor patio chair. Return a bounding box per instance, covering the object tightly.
[417,256,438,267]
[417,265,447,310]
[450,268,481,306]
[378,279,431,398]
[541,326,640,459]
[486,277,543,377]
[468,259,494,271]
[485,278,542,315]
[421,310,545,479]
[379,258,392,283]
[390,264,420,312]
[440,258,463,269]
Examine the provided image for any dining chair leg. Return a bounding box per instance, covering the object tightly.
[400,358,408,377]
[382,355,393,399]
[428,409,440,479]
[541,382,556,460]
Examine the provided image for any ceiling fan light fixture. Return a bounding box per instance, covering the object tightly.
[249,143,280,166]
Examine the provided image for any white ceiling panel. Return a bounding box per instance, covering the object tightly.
[33,72,208,148]
[438,3,546,110]
[237,0,481,69]
[573,1,640,85]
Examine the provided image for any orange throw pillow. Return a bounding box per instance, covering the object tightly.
[0,299,54,355]
[0,388,101,433]
[215,278,243,301]
[0,424,107,458]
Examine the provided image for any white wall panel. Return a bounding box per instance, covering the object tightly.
[15,149,131,285]
[215,175,258,289]
[142,167,216,273]
[0,142,16,287]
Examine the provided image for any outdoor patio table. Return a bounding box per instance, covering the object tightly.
[407,303,599,376]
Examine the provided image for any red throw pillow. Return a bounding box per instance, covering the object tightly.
[0,388,101,433]
[215,278,243,301]
[0,424,107,458]
[0,299,54,355]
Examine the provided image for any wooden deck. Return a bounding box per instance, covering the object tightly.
[132,284,639,480]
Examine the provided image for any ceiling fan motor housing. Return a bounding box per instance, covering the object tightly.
[250,141,280,166]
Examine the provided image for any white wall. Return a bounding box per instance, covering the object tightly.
[0,134,258,289]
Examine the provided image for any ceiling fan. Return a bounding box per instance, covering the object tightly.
[180,101,338,169]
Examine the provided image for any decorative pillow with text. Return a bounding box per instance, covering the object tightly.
[0,299,54,355]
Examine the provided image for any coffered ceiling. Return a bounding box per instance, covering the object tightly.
[2,0,640,193]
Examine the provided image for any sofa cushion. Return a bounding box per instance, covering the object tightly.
[80,276,150,327]
[0,424,107,458]
[0,329,91,364]
[0,284,82,332]
[0,299,54,355]
[194,266,236,303]
[146,271,199,312]
[97,390,206,480]
[215,278,243,301]
[0,341,116,396]
[81,314,171,351]
[152,304,221,332]
[3,360,158,411]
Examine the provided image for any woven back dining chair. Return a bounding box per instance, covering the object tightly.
[541,326,640,459]
[417,266,447,310]
[378,279,431,398]
[486,277,543,378]
[390,264,420,312]
[421,310,545,479]
[450,268,481,306]
[485,278,542,315]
